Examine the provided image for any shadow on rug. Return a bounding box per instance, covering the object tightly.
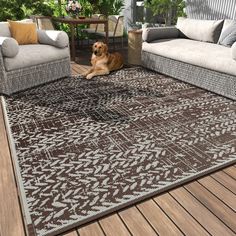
[2,67,236,236]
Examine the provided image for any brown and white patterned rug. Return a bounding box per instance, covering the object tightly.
[2,67,236,236]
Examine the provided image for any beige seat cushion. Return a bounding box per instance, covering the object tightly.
[4,44,69,71]
[142,38,236,76]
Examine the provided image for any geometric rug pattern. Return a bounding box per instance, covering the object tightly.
[2,67,236,236]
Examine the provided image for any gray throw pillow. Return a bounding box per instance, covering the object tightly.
[231,42,236,60]
[0,37,19,57]
[37,30,69,48]
[142,27,179,42]
[218,21,236,47]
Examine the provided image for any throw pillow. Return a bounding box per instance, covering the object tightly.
[8,20,38,45]
[176,17,224,43]
[231,41,236,60]
[37,30,69,48]
[220,19,235,33]
[218,20,236,47]
[0,37,19,58]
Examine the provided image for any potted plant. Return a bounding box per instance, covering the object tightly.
[144,0,186,26]
[65,0,82,18]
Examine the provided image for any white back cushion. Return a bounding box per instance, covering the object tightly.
[0,22,11,37]
[176,17,224,43]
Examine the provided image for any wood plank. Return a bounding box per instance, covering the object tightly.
[154,193,209,236]
[99,213,131,236]
[185,181,236,232]
[71,66,78,74]
[137,199,183,236]
[72,63,90,75]
[119,206,157,236]
[63,230,78,236]
[71,63,81,75]
[72,64,83,73]
[199,176,236,211]
[0,102,25,236]
[78,222,105,236]
[211,171,236,194]
[170,187,235,236]
[223,166,236,180]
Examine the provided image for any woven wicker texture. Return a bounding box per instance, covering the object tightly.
[0,50,71,95]
[142,51,236,100]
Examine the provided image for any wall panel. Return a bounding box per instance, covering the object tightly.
[186,0,236,20]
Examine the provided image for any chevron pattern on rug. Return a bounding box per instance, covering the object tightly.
[3,67,236,236]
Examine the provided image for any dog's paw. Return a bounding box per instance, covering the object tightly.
[86,74,94,80]
[82,72,88,77]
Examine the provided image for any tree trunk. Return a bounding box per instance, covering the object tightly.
[165,7,172,26]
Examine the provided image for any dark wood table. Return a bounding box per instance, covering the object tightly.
[53,17,109,61]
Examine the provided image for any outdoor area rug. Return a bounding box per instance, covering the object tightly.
[2,67,236,236]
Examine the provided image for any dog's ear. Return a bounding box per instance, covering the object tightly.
[103,43,108,53]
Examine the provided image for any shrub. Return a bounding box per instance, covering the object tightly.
[144,0,186,25]
[0,0,54,21]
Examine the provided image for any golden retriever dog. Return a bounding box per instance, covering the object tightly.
[83,42,123,80]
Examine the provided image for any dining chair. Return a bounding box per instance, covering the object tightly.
[30,16,55,30]
[95,15,124,49]
[82,14,105,45]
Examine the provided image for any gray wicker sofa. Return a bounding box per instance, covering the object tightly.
[142,18,236,100]
[0,22,71,95]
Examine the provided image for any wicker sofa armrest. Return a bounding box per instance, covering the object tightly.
[0,49,8,94]
[37,30,69,48]
[231,41,236,60]
[142,26,180,43]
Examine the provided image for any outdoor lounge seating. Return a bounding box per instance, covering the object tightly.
[142,17,236,100]
[0,21,71,95]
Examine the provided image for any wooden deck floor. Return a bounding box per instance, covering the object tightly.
[0,47,236,236]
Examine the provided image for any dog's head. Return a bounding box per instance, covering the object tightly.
[92,42,108,56]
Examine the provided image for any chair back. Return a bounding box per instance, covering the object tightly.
[108,15,124,37]
[96,14,106,33]
[31,16,54,30]
[89,14,101,31]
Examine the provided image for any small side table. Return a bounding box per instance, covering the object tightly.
[128,29,142,65]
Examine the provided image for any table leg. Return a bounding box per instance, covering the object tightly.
[104,21,108,45]
[70,24,76,61]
